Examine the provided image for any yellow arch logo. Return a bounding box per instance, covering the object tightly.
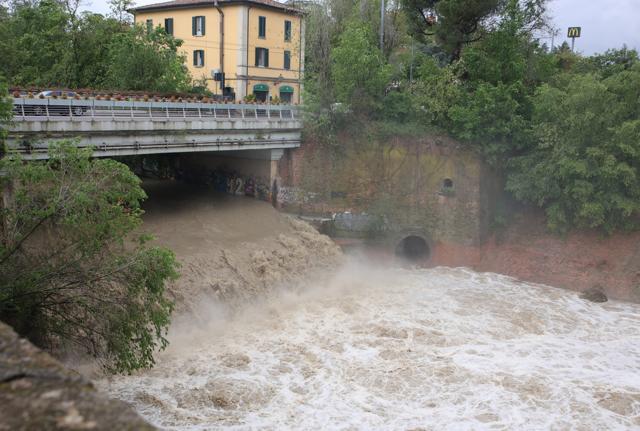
[568,27,581,38]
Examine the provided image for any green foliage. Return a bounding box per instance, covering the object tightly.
[0,0,71,86]
[331,20,391,114]
[0,0,124,88]
[381,91,413,122]
[401,0,503,61]
[0,1,192,92]
[576,46,639,78]
[0,143,179,373]
[109,0,134,24]
[104,25,191,93]
[412,58,462,127]
[506,68,640,232]
[0,77,11,145]
[449,81,530,162]
[412,1,555,162]
[67,13,126,88]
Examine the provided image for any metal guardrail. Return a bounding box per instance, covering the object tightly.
[11,97,301,121]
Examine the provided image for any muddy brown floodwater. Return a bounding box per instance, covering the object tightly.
[98,181,640,430]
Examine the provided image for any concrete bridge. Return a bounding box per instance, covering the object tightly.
[7,97,302,160]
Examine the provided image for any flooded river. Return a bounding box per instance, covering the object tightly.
[99,263,640,430]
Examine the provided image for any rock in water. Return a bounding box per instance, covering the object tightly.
[580,287,608,303]
[0,322,156,431]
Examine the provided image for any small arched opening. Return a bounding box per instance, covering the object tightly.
[395,235,430,262]
[439,178,455,196]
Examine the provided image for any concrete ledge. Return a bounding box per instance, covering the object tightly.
[0,322,156,431]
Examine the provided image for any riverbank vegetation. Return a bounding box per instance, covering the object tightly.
[303,0,640,233]
[0,142,179,373]
[0,82,178,372]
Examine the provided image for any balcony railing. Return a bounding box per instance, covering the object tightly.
[11,97,301,122]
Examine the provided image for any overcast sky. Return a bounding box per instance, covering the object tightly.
[545,0,639,54]
[82,0,639,55]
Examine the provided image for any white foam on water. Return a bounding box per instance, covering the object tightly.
[97,263,640,430]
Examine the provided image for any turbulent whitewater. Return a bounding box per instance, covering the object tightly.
[99,264,640,430]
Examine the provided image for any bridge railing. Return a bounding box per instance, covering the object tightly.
[11,97,301,122]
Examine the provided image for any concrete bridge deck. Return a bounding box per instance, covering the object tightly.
[7,98,303,159]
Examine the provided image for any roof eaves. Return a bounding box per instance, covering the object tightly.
[129,0,302,14]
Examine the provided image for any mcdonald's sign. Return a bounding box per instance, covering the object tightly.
[568,27,581,38]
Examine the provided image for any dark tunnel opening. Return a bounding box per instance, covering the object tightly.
[395,235,430,262]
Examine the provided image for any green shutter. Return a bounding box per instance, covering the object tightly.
[284,20,291,41]
[201,16,205,36]
[255,47,259,66]
[265,49,269,67]
[192,16,196,35]
[284,51,290,70]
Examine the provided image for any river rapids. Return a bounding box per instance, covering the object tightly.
[98,263,640,430]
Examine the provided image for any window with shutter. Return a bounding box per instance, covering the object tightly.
[284,20,291,41]
[164,18,173,35]
[255,48,269,67]
[258,16,266,38]
[146,19,153,32]
[284,51,291,70]
[193,50,204,67]
[193,16,205,36]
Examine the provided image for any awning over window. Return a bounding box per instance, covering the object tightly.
[279,85,294,93]
[253,84,269,92]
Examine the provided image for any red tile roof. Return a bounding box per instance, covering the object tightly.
[131,0,302,14]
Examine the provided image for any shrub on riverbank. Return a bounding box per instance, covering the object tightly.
[0,142,179,373]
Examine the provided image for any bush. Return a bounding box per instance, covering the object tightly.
[506,69,640,233]
[0,142,179,373]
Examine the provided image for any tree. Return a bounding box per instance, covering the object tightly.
[69,13,124,88]
[0,77,11,153]
[401,0,548,62]
[109,0,133,24]
[401,0,503,61]
[412,0,555,163]
[0,0,131,89]
[576,46,640,78]
[331,20,391,115]
[0,143,179,373]
[506,66,640,233]
[0,0,71,86]
[104,25,192,93]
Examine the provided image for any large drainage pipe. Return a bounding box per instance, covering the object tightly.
[395,235,430,262]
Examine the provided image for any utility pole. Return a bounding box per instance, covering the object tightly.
[379,0,385,51]
[550,27,559,50]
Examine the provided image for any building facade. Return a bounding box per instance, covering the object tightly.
[131,0,304,103]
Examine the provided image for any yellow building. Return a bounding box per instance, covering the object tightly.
[131,0,305,103]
